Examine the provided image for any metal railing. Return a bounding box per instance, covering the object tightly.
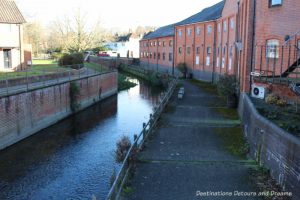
[0,63,110,97]
[252,45,300,84]
[106,78,178,200]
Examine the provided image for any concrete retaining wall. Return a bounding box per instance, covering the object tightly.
[0,71,118,150]
[238,93,300,200]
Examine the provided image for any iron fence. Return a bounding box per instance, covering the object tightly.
[106,78,178,200]
[0,64,109,97]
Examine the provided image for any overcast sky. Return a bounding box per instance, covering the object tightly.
[15,0,222,31]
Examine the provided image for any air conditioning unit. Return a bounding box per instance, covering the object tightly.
[251,85,266,99]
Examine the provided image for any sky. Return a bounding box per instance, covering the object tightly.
[15,0,222,31]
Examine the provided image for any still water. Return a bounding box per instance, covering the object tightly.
[0,77,163,200]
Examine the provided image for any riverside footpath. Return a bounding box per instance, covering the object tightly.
[122,80,265,200]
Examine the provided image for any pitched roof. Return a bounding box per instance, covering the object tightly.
[176,1,225,26]
[142,24,175,40]
[116,33,132,42]
[0,0,26,24]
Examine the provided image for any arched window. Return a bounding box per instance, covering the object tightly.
[266,39,280,58]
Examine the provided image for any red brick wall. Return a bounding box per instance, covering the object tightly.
[140,36,174,70]
[0,72,118,150]
[175,22,216,73]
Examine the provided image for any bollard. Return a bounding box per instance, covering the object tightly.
[142,123,146,139]
[133,134,138,149]
[149,114,153,127]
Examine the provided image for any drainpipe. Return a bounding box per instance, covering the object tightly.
[18,24,23,70]
[237,0,241,82]
[172,34,175,75]
[250,0,257,93]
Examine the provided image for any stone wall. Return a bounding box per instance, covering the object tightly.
[0,71,118,150]
[239,93,300,200]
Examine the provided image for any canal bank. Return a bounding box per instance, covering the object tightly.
[0,76,164,200]
[0,71,118,150]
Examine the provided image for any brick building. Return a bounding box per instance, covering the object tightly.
[139,0,300,97]
[139,24,175,74]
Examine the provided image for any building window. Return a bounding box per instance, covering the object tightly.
[207,47,212,55]
[3,49,12,68]
[196,47,200,54]
[218,23,221,33]
[146,52,149,58]
[163,53,166,60]
[187,28,192,36]
[158,41,161,46]
[223,21,227,32]
[187,47,191,55]
[269,0,282,7]
[158,53,161,60]
[207,25,212,34]
[140,52,143,57]
[217,46,220,55]
[179,47,182,54]
[169,40,173,47]
[196,27,201,35]
[154,41,156,46]
[266,39,280,58]
[163,41,166,47]
[150,42,152,46]
[150,52,152,59]
[169,53,173,61]
[223,46,226,55]
[146,42,149,47]
[230,18,235,30]
[178,29,182,37]
[154,52,156,59]
[230,46,233,57]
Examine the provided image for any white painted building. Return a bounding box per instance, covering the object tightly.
[105,33,141,58]
[0,0,26,72]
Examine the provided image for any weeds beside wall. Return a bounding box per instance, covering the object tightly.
[238,93,300,200]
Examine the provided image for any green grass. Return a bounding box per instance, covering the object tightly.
[32,59,57,65]
[215,126,248,159]
[84,62,107,72]
[118,74,137,91]
[214,107,239,120]
[189,79,218,94]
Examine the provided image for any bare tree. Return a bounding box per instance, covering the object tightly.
[47,9,109,53]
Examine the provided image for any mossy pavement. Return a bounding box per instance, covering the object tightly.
[121,80,268,200]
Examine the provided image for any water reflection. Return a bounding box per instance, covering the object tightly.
[0,77,163,200]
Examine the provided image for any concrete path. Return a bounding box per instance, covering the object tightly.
[122,80,262,200]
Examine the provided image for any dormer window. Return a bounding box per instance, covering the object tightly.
[269,0,282,7]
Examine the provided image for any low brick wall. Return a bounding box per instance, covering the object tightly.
[89,56,133,69]
[238,93,300,200]
[0,71,118,150]
[0,68,85,88]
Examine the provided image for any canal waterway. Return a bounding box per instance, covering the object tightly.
[0,76,163,200]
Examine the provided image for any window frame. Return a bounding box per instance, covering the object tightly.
[196,27,201,35]
[269,0,283,7]
[207,25,212,34]
[266,39,280,59]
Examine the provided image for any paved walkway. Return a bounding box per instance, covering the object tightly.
[123,80,262,200]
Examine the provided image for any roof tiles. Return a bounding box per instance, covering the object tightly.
[0,0,26,24]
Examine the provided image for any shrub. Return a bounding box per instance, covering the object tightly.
[265,94,279,104]
[58,53,84,67]
[276,98,287,107]
[115,135,131,163]
[176,63,188,77]
[217,74,238,97]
